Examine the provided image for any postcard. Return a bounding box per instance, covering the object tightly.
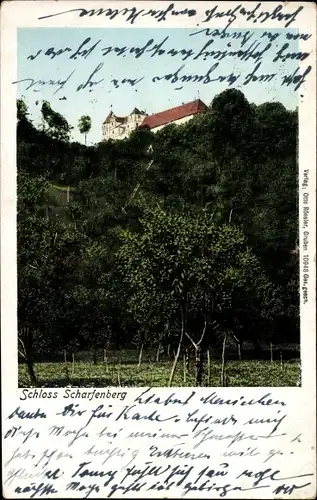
[1,1,316,498]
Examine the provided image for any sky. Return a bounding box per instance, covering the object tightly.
[16,28,299,144]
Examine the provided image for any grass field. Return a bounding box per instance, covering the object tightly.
[47,183,77,207]
[19,359,301,388]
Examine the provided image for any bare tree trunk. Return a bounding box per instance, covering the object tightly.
[186,347,190,371]
[72,352,75,374]
[26,359,37,386]
[207,349,211,386]
[232,333,243,360]
[103,348,108,373]
[117,365,121,386]
[183,353,186,384]
[138,343,144,369]
[237,341,242,360]
[254,339,262,357]
[221,332,227,387]
[93,349,98,365]
[195,345,204,386]
[156,342,161,363]
[168,313,184,387]
[280,350,283,370]
[67,186,70,203]
[18,329,37,386]
[111,359,115,383]
[270,342,273,363]
[168,338,182,387]
[184,316,207,387]
[64,349,67,363]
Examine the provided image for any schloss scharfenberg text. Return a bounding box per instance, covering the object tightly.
[3,389,315,498]
[13,3,313,95]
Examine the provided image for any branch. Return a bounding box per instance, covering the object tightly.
[18,349,26,359]
[210,318,219,330]
[18,337,27,359]
[231,332,240,343]
[197,316,207,346]
[185,331,198,350]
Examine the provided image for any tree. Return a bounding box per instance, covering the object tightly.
[78,115,92,145]
[40,100,73,142]
[118,204,277,385]
[17,170,58,382]
[17,98,29,122]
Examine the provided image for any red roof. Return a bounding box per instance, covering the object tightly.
[140,99,208,130]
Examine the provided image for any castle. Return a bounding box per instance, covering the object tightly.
[102,108,147,141]
[102,99,208,141]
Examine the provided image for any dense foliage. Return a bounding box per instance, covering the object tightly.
[17,89,299,385]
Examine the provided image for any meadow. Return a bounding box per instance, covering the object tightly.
[19,356,301,388]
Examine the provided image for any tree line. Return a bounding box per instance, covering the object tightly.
[17,90,299,386]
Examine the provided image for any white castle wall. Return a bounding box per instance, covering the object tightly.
[149,114,194,133]
[102,111,199,141]
[102,113,145,141]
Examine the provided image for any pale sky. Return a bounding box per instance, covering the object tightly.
[16,28,299,144]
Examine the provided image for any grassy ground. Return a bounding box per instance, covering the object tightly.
[47,184,77,207]
[19,359,300,388]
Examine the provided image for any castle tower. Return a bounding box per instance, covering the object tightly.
[102,107,147,141]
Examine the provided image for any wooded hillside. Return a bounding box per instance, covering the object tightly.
[17,90,299,386]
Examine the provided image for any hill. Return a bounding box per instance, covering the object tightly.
[17,89,299,387]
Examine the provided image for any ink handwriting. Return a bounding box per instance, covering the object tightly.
[4,426,40,444]
[14,482,58,498]
[37,3,303,31]
[38,4,197,23]
[236,467,314,487]
[7,407,47,420]
[3,388,315,498]
[135,388,195,406]
[12,71,75,94]
[14,24,313,97]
